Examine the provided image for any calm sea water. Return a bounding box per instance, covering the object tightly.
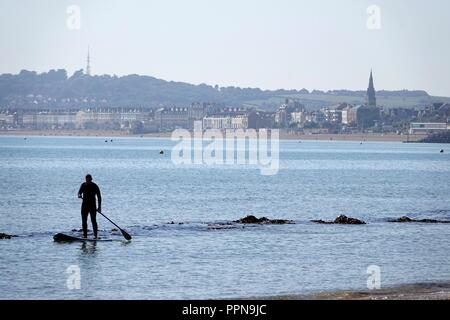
[0,135,450,299]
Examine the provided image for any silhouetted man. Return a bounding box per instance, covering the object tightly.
[78,174,102,239]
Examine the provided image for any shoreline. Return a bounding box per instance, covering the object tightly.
[0,129,423,142]
[257,282,450,300]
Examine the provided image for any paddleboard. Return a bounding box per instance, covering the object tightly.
[53,233,112,242]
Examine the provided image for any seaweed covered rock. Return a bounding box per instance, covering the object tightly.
[234,215,295,225]
[388,216,450,224]
[312,215,366,225]
[390,216,413,223]
[334,215,366,225]
[0,233,17,239]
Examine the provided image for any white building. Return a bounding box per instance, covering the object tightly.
[290,111,305,124]
[321,108,342,124]
[203,115,248,130]
[120,112,148,123]
[0,113,16,126]
[76,110,120,128]
[409,122,448,135]
[22,113,76,128]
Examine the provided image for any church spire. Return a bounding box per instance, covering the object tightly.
[367,69,376,107]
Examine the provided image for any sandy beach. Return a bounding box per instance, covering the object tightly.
[260,282,450,300]
[0,129,172,138]
[0,129,423,142]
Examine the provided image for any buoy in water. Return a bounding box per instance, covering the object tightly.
[159,150,164,155]
[440,149,444,153]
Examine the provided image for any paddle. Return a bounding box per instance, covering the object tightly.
[99,212,132,240]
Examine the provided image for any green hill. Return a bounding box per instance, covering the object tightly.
[1,70,448,111]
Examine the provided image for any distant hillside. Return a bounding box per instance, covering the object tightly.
[1,69,448,111]
[244,90,450,110]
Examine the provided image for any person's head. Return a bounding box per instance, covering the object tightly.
[85,174,93,183]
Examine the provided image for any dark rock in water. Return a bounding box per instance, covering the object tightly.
[235,215,264,224]
[311,219,333,225]
[234,215,294,225]
[388,216,450,224]
[334,215,366,225]
[312,215,366,225]
[0,233,17,239]
[419,131,450,144]
[388,216,414,223]
[418,219,450,223]
[208,223,237,230]
[269,219,295,225]
[164,221,183,225]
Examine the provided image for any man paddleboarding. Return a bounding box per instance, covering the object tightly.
[77,174,102,239]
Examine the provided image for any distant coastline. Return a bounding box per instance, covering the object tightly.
[0,129,422,142]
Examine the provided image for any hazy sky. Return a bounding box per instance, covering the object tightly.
[1,0,450,96]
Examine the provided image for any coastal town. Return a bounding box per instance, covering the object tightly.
[2,0,450,307]
[1,71,449,139]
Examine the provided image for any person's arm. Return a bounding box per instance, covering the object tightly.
[96,185,102,212]
[78,184,84,199]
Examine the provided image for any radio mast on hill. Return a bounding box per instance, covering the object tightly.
[86,47,91,76]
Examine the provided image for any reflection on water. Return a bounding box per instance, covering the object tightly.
[80,241,97,255]
[120,240,133,247]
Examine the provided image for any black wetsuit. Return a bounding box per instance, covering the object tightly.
[78,182,101,238]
